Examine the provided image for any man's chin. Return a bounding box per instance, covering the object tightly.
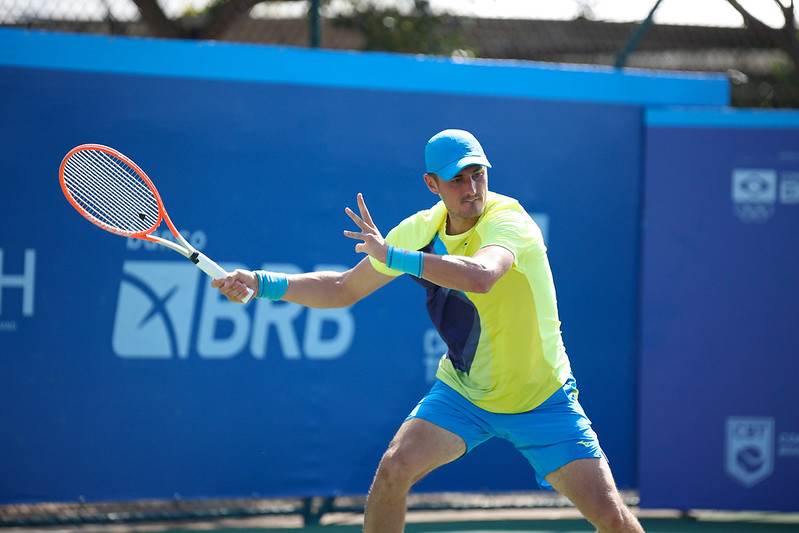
[462,201,485,217]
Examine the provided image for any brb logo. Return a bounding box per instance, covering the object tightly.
[725,416,775,488]
[112,259,355,360]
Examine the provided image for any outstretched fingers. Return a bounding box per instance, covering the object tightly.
[356,192,376,227]
[345,193,374,231]
[343,193,387,260]
[345,206,366,231]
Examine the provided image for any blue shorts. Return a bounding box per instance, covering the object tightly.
[406,377,605,489]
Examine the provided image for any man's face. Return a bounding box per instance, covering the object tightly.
[424,164,488,234]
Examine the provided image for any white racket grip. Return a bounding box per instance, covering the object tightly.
[193,252,254,303]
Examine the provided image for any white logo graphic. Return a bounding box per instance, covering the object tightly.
[732,169,777,223]
[0,248,36,332]
[732,169,777,203]
[113,262,200,358]
[113,260,355,360]
[778,432,799,457]
[725,416,775,487]
[780,172,799,204]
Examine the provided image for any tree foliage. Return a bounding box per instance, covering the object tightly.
[724,0,798,107]
[333,0,473,56]
[131,0,471,56]
[726,0,799,71]
[131,0,269,39]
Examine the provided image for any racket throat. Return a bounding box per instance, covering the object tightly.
[188,251,200,264]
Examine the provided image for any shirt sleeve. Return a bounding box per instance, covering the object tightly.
[479,203,544,263]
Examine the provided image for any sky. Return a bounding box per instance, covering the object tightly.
[1,0,793,28]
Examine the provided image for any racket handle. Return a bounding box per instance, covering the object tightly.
[193,252,254,303]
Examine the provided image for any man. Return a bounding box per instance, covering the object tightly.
[213,129,644,532]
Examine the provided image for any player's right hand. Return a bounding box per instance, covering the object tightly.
[212,269,258,303]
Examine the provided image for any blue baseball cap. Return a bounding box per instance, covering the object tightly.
[425,129,491,182]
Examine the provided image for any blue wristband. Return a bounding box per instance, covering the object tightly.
[255,270,288,300]
[385,245,424,278]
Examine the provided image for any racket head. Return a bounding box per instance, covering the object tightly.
[59,144,165,238]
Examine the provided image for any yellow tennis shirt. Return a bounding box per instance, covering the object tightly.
[370,192,572,413]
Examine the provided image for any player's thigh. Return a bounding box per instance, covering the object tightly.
[380,418,467,482]
[544,457,625,513]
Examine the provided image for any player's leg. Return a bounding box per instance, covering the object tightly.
[363,417,466,533]
[545,457,644,533]
[507,376,644,532]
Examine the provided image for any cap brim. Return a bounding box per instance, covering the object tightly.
[436,156,492,182]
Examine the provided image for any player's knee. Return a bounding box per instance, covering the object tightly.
[589,501,639,533]
[374,447,419,489]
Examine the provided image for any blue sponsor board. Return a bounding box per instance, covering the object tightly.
[0,29,724,504]
[639,109,799,511]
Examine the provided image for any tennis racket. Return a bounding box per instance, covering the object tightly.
[59,143,253,303]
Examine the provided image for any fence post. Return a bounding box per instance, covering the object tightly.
[310,0,321,47]
[615,0,664,68]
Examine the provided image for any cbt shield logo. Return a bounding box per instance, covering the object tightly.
[725,416,775,487]
[113,261,199,358]
[731,169,777,223]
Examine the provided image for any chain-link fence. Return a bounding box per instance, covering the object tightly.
[1,0,797,107]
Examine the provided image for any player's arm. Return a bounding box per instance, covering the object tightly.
[345,193,513,294]
[281,257,394,308]
[414,244,513,294]
[212,256,394,307]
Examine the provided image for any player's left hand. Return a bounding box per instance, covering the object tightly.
[344,193,388,263]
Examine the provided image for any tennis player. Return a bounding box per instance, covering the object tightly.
[213,129,644,533]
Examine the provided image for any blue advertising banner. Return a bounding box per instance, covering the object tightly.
[639,109,799,511]
[0,29,724,504]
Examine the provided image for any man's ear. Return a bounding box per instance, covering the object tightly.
[424,173,440,194]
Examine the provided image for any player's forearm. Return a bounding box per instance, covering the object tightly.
[417,253,499,294]
[281,271,357,308]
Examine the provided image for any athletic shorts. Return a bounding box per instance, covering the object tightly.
[406,376,605,489]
